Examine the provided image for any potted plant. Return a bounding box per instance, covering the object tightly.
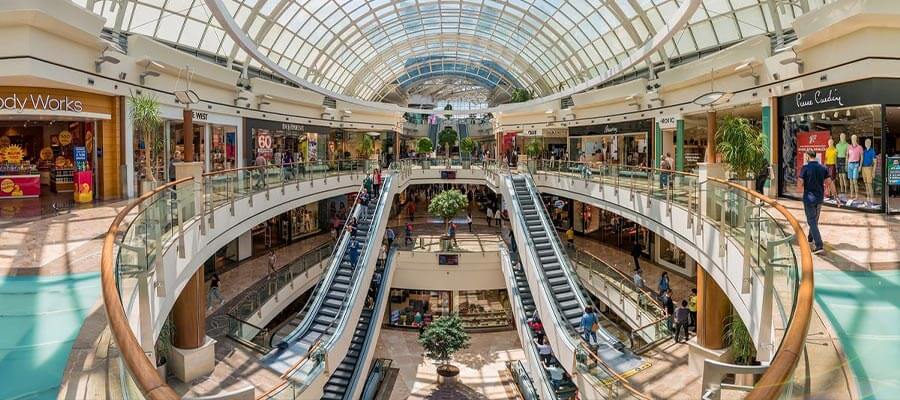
[427,189,468,250]
[524,138,542,172]
[460,137,476,169]
[155,317,175,380]
[715,115,767,186]
[417,137,433,169]
[129,93,163,193]
[358,134,375,160]
[725,312,758,386]
[438,127,458,160]
[418,314,471,383]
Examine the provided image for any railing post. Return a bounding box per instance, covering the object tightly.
[199,181,207,235]
[208,176,216,229]
[176,188,186,259]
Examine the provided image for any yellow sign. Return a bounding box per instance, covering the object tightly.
[59,130,72,145]
[0,179,13,193]
[39,147,53,161]
[3,144,25,163]
[55,156,68,168]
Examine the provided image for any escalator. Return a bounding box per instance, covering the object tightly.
[428,123,439,147]
[262,177,394,376]
[321,248,396,399]
[506,174,645,377]
[504,246,578,399]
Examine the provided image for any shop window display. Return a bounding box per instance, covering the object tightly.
[781,105,883,210]
[387,289,451,328]
[456,290,512,330]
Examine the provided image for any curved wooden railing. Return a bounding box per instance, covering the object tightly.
[531,159,813,399]
[101,177,188,400]
[101,161,373,399]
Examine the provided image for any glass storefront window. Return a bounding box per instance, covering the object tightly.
[456,290,511,330]
[170,122,204,166]
[209,125,236,172]
[387,289,451,328]
[571,132,648,167]
[781,105,883,211]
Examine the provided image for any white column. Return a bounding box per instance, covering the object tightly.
[123,100,136,198]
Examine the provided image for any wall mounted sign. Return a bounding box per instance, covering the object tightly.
[58,131,73,146]
[0,93,84,113]
[658,115,680,130]
[887,156,900,186]
[438,253,459,265]
[192,111,208,121]
[778,78,900,115]
[568,119,653,137]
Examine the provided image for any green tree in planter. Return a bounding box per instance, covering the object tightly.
[509,88,533,103]
[715,115,767,180]
[358,134,375,160]
[427,189,468,229]
[417,137,433,156]
[525,138,542,159]
[460,137,476,159]
[418,314,470,373]
[438,127,458,158]
[725,312,756,365]
[129,93,163,183]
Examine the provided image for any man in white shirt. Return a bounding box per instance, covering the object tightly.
[545,362,565,390]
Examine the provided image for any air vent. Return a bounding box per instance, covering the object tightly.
[323,97,337,108]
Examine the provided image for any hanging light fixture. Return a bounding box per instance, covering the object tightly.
[800,115,805,121]
[821,113,826,120]
[809,114,814,121]
[833,111,839,118]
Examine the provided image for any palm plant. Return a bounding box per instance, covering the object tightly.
[725,312,756,365]
[525,138,542,158]
[358,134,375,159]
[129,93,163,183]
[715,115,767,180]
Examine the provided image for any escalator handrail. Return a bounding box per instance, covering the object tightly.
[499,245,565,399]
[343,247,398,399]
[274,180,368,347]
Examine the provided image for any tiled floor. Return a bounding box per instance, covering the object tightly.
[372,330,524,400]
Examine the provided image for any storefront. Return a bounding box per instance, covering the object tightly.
[385,288,512,331]
[1,87,121,217]
[542,194,572,230]
[581,208,652,258]
[567,119,653,166]
[245,118,330,166]
[518,127,568,159]
[778,79,900,213]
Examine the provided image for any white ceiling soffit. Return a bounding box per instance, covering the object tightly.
[203,0,700,116]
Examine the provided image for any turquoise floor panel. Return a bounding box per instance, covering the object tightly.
[814,270,900,400]
[0,273,101,400]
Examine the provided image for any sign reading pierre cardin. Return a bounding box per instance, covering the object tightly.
[778,78,900,115]
[0,93,84,113]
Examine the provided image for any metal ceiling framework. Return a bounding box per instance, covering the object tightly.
[78,0,831,114]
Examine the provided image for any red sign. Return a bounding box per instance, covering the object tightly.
[74,170,93,203]
[796,131,830,178]
[0,176,40,198]
[255,130,273,160]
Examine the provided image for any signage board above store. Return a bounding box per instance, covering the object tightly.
[658,115,680,130]
[777,79,900,115]
[568,119,653,137]
[0,93,83,113]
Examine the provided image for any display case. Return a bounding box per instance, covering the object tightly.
[50,167,75,193]
[456,290,512,331]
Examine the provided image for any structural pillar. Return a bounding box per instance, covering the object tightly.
[169,268,216,382]
[183,109,194,162]
[675,119,685,171]
[654,122,663,168]
[688,266,733,375]
[761,102,773,195]
[706,109,717,163]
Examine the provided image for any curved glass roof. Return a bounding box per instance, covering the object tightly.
[78,0,832,107]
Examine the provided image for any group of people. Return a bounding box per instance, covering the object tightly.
[527,314,568,391]
[633,267,698,343]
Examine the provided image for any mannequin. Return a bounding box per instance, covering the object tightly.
[861,138,877,207]
[835,133,849,193]
[846,134,863,203]
[824,138,838,202]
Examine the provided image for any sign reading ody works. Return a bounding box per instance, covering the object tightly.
[0,93,84,113]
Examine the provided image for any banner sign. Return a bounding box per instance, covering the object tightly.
[887,156,900,186]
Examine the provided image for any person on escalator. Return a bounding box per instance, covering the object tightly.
[657,272,670,300]
[348,240,360,269]
[545,361,565,391]
[535,335,553,364]
[404,222,414,246]
[580,306,599,345]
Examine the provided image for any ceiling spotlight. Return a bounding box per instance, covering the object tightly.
[94,46,120,73]
[846,109,851,117]
[778,46,804,73]
[808,114,814,121]
[256,95,272,109]
[790,116,796,123]
[800,115,805,121]
[821,113,826,120]
[735,62,760,85]
[833,111,839,118]
[544,109,554,114]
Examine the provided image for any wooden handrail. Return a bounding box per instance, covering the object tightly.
[101,178,192,400]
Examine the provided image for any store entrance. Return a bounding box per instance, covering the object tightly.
[885,107,900,213]
[0,118,101,219]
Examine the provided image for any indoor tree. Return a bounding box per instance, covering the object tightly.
[524,138,542,171]
[509,88,533,103]
[460,137,476,167]
[715,115,767,181]
[358,134,375,160]
[427,189,468,230]
[418,314,471,377]
[438,126,458,158]
[129,92,163,185]
[416,137,433,156]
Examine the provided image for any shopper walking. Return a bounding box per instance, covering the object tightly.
[632,268,644,291]
[674,300,691,343]
[267,250,277,279]
[466,213,473,232]
[486,207,494,226]
[207,272,224,308]
[657,272,670,300]
[385,227,395,248]
[566,227,575,249]
[663,290,675,333]
[800,150,828,254]
[631,239,643,270]
[494,208,502,228]
[580,306,598,345]
[404,222,414,246]
[688,288,698,332]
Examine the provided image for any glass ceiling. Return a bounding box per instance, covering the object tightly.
[78,0,832,106]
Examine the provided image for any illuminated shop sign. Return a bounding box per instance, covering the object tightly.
[795,89,844,109]
[0,94,83,113]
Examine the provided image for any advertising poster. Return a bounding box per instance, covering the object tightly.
[795,131,830,179]
[74,170,93,203]
[307,133,318,162]
[0,176,40,198]
[887,156,900,186]
[255,129,273,160]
